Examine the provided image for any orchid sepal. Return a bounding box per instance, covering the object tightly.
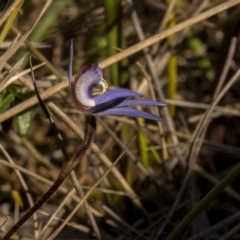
[69,48,166,121]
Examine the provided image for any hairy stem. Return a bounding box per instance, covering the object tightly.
[3,115,96,240]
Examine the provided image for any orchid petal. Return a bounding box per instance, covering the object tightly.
[115,99,167,108]
[72,64,103,110]
[93,89,142,105]
[84,98,125,115]
[85,89,143,114]
[93,107,163,121]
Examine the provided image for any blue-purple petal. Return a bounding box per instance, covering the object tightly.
[115,99,167,108]
[84,97,125,115]
[93,89,142,105]
[85,89,143,114]
[93,107,163,121]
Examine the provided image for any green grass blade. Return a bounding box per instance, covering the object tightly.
[14,0,74,68]
[167,164,240,240]
[0,1,23,44]
[103,0,122,86]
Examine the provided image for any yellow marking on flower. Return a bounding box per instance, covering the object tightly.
[92,78,108,96]
[100,78,108,93]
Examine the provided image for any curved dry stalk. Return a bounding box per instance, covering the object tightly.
[0,53,29,92]
[98,118,148,175]
[0,62,45,91]
[126,0,169,161]
[155,67,240,238]
[188,212,240,240]
[101,204,148,239]
[193,164,240,202]
[213,37,237,99]
[47,103,149,218]
[48,137,136,240]
[1,62,146,217]
[0,158,129,198]
[0,144,39,239]
[135,61,170,161]
[99,0,240,68]
[3,115,97,240]
[1,1,240,124]
[0,79,68,123]
[0,0,23,27]
[0,0,52,70]
[37,189,76,239]
[29,58,101,239]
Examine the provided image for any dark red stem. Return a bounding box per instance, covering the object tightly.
[3,116,96,239]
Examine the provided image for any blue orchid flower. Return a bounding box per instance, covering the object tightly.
[70,65,166,121]
[68,45,166,121]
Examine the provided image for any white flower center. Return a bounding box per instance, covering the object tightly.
[74,67,108,109]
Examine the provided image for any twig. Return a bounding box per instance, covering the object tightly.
[29,52,101,239]
[0,0,52,70]
[158,67,240,239]
[188,211,240,240]
[0,143,39,239]
[48,136,136,239]
[1,1,240,124]
[99,0,240,68]
[0,0,23,27]
[209,36,237,99]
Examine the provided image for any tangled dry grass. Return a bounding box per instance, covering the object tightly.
[1,0,240,239]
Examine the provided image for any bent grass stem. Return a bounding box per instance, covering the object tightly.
[3,115,96,240]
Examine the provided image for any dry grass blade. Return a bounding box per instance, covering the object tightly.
[0,61,45,92]
[158,0,177,32]
[102,204,148,239]
[135,61,169,162]
[0,144,39,239]
[0,0,23,27]
[37,210,91,234]
[188,69,240,165]
[48,104,149,215]
[37,189,76,239]
[48,136,136,240]
[0,53,29,92]
[193,164,240,202]
[213,37,237,99]
[0,157,128,198]
[188,212,240,240]
[128,0,178,162]
[69,172,102,240]
[98,118,148,175]
[0,217,10,231]
[0,41,50,49]
[11,25,65,82]
[0,0,52,70]
[99,0,240,68]
[218,221,240,240]
[1,1,240,238]
[165,99,240,116]
[0,60,146,220]
[29,56,101,240]
[155,67,240,238]
[0,80,68,123]
[6,63,45,87]
[0,1,239,125]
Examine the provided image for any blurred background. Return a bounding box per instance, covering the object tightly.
[1,0,240,239]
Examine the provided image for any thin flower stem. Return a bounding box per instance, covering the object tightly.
[3,115,96,240]
[3,176,65,240]
[61,116,96,175]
